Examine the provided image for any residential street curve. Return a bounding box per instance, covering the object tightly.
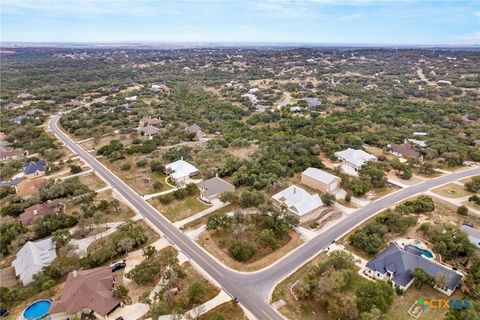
[50,114,480,320]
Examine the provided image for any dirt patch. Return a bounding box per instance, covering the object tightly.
[198,229,303,272]
[0,266,19,288]
[72,226,109,240]
[78,172,107,190]
[432,184,473,198]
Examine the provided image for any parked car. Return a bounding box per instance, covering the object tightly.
[110,260,126,272]
[0,309,9,318]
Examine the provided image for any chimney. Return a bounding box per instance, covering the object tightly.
[293,187,296,194]
[73,270,78,278]
[33,209,38,215]
[181,156,184,161]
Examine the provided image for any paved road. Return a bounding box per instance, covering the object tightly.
[50,115,480,320]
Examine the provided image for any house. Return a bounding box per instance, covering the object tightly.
[437,80,452,86]
[139,116,161,127]
[301,168,341,193]
[125,96,137,102]
[49,267,121,320]
[461,224,480,249]
[185,124,204,140]
[4,102,23,109]
[23,160,46,178]
[304,97,321,107]
[138,125,159,139]
[197,175,235,203]
[241,93,258,104]
[364,243,463,296]
[0,146,24,161]
[290,106,303,112]
[388,143,421,160]
[12,237,56,285]
[272,185,324,223]
[335,148,377,171]
[12,115,28,125]
[255,104,269,112]
[20,201,57,227]
[15,178,45,199]
[407,138,428,148]
[165,159,199,186]
[151,83,169,92]
[17,93,34,99]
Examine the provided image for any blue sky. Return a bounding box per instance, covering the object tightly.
[1,0,479,45]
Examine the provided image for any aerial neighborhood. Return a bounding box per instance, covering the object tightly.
[0,45,479,320]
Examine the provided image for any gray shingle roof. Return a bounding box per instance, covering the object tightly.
[366,243,463,290]
[198,176,235,198]
[23,160,46,175]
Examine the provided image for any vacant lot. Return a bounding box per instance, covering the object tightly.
[101,155,172,195]
[272,252,369,320]
[78,172,107,190]
[198,229,303,272]
[432,183,472,198]
[149,193,209,222]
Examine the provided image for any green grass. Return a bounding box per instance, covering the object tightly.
[151,194,210,222]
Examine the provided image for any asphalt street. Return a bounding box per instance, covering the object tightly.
[50,114,480,320]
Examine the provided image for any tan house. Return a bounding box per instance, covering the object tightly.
[301,167,341,193]
[15,178,45,199]
[197,176,235,203]
[49,267,121,320]
[20,201,58,226]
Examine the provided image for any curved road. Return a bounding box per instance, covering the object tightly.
[50,115,480,320]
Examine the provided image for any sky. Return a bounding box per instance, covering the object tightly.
[1,0,479,45]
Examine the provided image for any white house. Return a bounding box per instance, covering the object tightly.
[272,185,323,223]
[125,96,137,102]
[335,148,377,171]
[165,159,199,186]
[12,237,57,285]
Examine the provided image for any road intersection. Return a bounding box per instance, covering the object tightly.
[49,114,480,320]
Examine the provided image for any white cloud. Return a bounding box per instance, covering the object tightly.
[475,11,480,17]
[455,31,480,43]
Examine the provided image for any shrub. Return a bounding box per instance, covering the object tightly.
[153,181,163,191]
[120,163,131,171]
[126,259,161,285]
[188,282,205,302]
[136,159,147,167]
[228,240,256,262]
[70,164,82,174]
[344,193,352,202]
[150,161,164,173]
[321,192,336,206]
[457,205,468,216]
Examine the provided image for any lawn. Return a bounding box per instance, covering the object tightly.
[432,184,473,198]
[197,301,247,320]
[386,285,463,320]
[150,193,210,222]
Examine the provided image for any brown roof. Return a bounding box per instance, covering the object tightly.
[389,143,420,158]
[0,145,23,158]
[49,267,121,317]
[15,178,44,198]
[20,202,56,226]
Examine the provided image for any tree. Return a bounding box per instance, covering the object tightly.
[143,245,156,259]
[52,229,71,247]
[112,285,130,303]
[327,292,359,320]
[189,282,205,302]
[256,229,279,250]
[219,192,239,204]
[465,177,480,193]
[457,205,469,216]
[413,267,436,290]
[356,280,394,313]
[206,214,232,231]
[228,240,256,262]
[345,193,352,202]
[321,192,336,206]
[150,161,165,173]
[239,190,265,208]
[120,163,131,171]
[125,259,161,285]
[70,164,82,174]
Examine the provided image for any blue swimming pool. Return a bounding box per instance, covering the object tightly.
[406,245,434,258]
[22,300,51,320]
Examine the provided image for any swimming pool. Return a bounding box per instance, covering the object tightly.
[22,299,51,320]
[406,245,434,258]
